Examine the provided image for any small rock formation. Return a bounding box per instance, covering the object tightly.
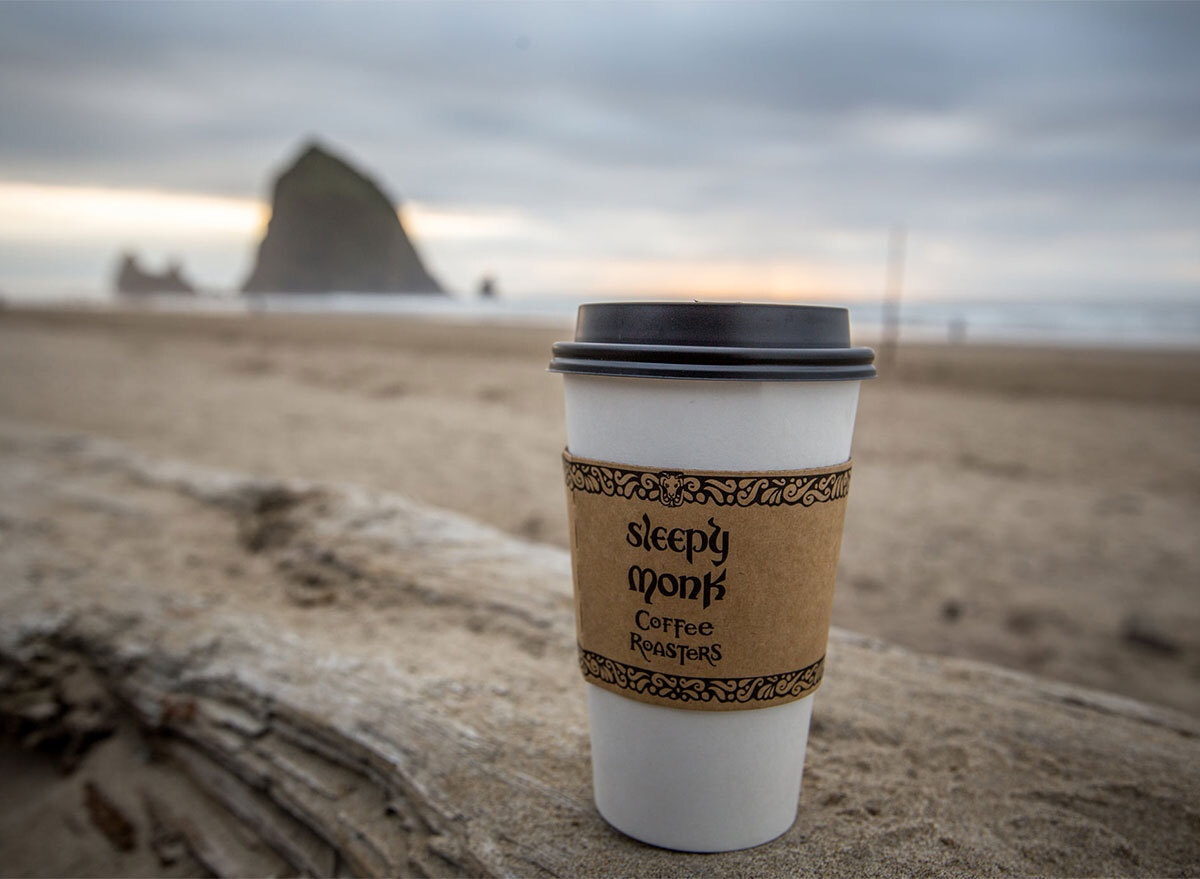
[241,142,443,295]
[113,253,195,295]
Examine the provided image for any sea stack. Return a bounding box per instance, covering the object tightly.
[242,142,443,294]
[114,253,196,295]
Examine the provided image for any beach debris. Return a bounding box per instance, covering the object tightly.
[941,599,963,622]
[1005,607,1043,634]
[233,485,310,553]
[1120,615,1181,656]
[0,654,116,770]
[83,781,136,852]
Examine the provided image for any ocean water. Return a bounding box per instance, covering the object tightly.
[845,299,1200,348]
[27,291,1200,349]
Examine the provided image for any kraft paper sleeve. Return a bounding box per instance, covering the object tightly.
[563,450,852,711]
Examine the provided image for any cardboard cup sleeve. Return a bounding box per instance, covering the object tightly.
[564,451,852,712]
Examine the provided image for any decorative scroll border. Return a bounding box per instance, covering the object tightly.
[579,647,824,706]
[562,453,851,508]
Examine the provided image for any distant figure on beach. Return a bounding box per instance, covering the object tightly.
[113,252,195,295]
[477,274,498,299]
[241,142,444,295]
[948,316,968,344]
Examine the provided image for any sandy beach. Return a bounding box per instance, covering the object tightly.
[1,306,1198,719]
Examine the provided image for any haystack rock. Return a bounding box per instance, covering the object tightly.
[114,253,195,295]
[242,143,443,294]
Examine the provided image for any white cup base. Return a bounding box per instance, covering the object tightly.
[588,684,814,852]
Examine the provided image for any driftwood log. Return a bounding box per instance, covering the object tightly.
[1,421,1198,877]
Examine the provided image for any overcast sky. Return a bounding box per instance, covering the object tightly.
[0,1,1197,302]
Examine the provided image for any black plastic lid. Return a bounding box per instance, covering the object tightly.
[549,302,876,381]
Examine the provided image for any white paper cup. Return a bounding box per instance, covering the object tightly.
[551,303,874,852]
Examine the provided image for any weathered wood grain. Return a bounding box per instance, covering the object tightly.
[1,421,1197,877]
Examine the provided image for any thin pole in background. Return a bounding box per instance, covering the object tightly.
[880,223,907,370]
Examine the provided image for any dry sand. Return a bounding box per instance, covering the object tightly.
[0,305,1198,723]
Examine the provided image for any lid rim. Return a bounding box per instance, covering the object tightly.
[548,359,877,381]
[553,341,876,365]
[550,301,876,382]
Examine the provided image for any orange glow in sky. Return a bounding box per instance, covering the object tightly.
[585,258,874,302]
[399,202,534,241]
[0,181,270,243]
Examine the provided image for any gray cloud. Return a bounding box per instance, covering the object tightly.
[0,1,1197,300]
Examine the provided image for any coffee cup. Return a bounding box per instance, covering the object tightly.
[550,302,875,852]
